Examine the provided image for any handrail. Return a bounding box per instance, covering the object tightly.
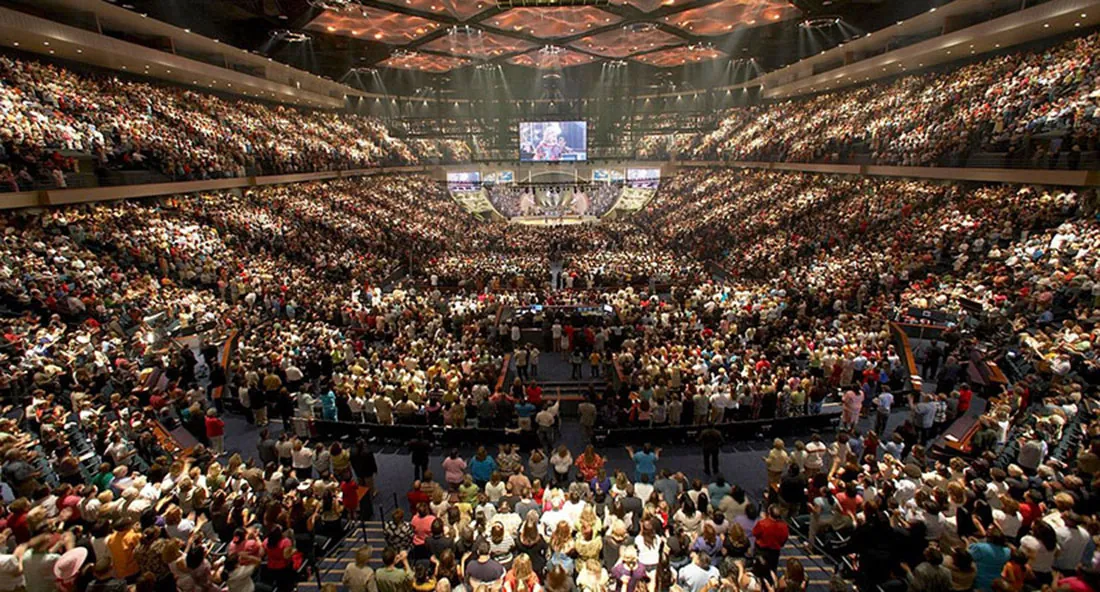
[3,165,431,209]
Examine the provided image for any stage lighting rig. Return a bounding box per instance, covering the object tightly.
[799,16,841,29]
[269,29,311,43]
[497,0,608,6]
[308,0,355,10]
[538,45,565,56]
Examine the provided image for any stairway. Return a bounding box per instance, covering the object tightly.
[780,535,840,592]
[298,521,387,590]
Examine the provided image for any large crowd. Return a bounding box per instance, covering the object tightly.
[0,56,473,192]
[0,23,1099,592]
[639,31,1100,167]
[0,163,1095,592]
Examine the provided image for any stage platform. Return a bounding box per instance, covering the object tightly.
[510,215,598,226]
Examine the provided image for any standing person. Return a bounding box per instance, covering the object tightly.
[535,402,558,451]
[699,426,722,476]
[204,409,225,456]
[912,394,937,443]
[469,447,498,489]
[841,389,862,432]
[751,505,789,574]
[570,350,585,380]
[803,434,826,477]
[578,398,598,443]
[408,432,432,481]
[376,548,413,592]
[514,348,529,381]
[763,439,789,488]
[575,446,605,482]
[551,446,573,486]
[262,526,295,592]
[873,390,894,436]
[529,347,541,378]
[350,438,378,491]
[441,450,467,491]
[625,444,660,483]
[342,546,378,592]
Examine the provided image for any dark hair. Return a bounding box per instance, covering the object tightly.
[185,546,205,570]
[382,547,397,566]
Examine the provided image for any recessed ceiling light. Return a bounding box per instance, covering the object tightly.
[11,42,17,46]
[76,49,82,53]
[43,41,49,46]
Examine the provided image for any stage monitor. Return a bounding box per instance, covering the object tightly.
[627,168,660,188]
[447,171,480,191]
[519,121,587,162]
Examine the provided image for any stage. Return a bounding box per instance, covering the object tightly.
[509,215,599,226]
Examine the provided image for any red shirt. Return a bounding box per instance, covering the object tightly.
[752,517,789,551]
[341,480,360,512]
[265,537,293,570]
[957,389,973,414]
[407,489,430,509]
[526,386,543,406]
[205,416,225,437]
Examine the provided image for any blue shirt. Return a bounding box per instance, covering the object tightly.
[677,563,720,592]
[515,402,536,418]
[469,457,497,482]
[707,483,732,509]
[969,541,1010,591]
[633,451,657,475]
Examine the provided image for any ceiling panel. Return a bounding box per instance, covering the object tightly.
[374,0,494,21]
[608,0,676,12]
[507,47,600,69]
[484,7,622,39]
[420,28,536,59]
[569,24,684,58]
[304,6,443,44]
[377,51,471,72]
[660,0,799,36]
[631,44,726,67]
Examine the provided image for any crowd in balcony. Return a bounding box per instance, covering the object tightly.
[638,31,1100,168]
[0,55,474,192]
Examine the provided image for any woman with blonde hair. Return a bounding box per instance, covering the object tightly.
[504,554,541,592]
[574,522,603,562]
[342,546,377,592]
[764,439,789,487]
[576,504,603,535]
[576,558,609,592]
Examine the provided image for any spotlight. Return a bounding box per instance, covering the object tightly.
[307,0,353,10]
[606,59,628,67]
[798,16,840,29]
[538,45,565,56]
[449,25,482,36]
[270,30,311,43]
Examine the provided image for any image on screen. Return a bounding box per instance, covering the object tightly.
[519,121,587,162]
[627,168,660,188]
[447,171,480,191]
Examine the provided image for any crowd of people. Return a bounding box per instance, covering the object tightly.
[0,25,1098,592]
[0,55,473,192]
[484,185,624,220]
[639,31,1100,168]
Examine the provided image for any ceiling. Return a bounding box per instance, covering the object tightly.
[86,0,942,97]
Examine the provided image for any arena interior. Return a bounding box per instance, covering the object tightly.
[1,0,1100,591]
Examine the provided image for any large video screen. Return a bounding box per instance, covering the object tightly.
[519,121,587,162]
[447,171,480,191]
